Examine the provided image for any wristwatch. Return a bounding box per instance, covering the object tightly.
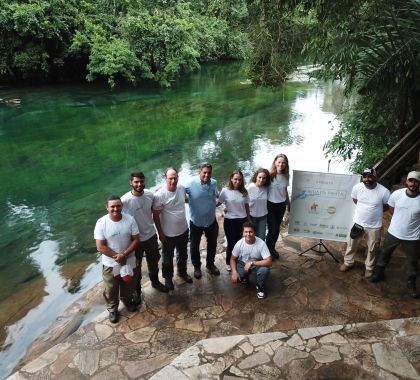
[250,261,254,267]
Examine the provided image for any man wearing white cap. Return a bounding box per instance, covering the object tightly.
[340,168,390,278]
[370,171,420,298]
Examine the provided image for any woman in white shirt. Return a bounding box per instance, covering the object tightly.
[218,169,250,271]
[266,154,291,259]
[246,168,270,240]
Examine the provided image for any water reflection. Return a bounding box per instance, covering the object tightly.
[0,62,348,378]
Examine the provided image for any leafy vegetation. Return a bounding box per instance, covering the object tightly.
[0,0,248,86]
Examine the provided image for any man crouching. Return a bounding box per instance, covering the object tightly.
[230,221,272,299]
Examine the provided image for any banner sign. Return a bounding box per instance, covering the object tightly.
[288,170,360,242]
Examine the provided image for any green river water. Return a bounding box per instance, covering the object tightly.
[0,62,347,377]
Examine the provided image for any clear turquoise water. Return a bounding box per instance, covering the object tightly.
[0,62,346,377]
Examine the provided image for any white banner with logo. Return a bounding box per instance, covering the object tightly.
[288,170,360,242]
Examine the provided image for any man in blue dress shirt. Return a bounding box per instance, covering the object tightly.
[186,163,220,279]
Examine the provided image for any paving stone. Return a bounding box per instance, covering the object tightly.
[273,346,309,367]
[175,317,203,332]
[264,344,274,356]
[98,346,118,368]
[298,325,343,340]
[252,312,277,334]
[230,366,246,377]
[201,335,245,354]
[149,365,189,380]
[127,310,156,330]
[73,350,100,376]
[125,353,174,379]
[238,349,271,370]
[373,343,420,380]
[287,357,316,378]
[94,324,113,341]
[248,332,288,346]
[239,342,253,355]
[172,345,201,369]
[117,343,150,361]
[6,373,29,380]
[125,326,156,343]
[287,333,304,348]
[91,365,127,380]
[50,349,78,375]
[378,369,400,380]
[319,332,348,345]
[311,345,341,364]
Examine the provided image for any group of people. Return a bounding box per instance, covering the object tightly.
[94,155,290,322]
[340,168,420,298]
[94,155,420,324]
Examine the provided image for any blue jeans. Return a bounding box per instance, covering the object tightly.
[190,219,219,269]
[251,215,267,240]
[236,260,270,287]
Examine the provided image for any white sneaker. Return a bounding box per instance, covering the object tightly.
[226,265,232,272]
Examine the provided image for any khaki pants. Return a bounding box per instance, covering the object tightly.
[102,265,137,312]
[343,227,382,271]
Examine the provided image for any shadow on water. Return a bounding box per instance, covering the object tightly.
[0,62,347,379]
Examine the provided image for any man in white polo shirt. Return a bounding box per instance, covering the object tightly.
[153,167,193,290]
[121,171,169,303]
[370,171,420,298]
[94,195,140,323]
[230,221,272,299]
[340,168,390,278]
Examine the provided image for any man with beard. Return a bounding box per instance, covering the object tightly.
[186,163,220,279]
[121,172,168,305]
[370,171,420,298]
[153,167,193,290]
[340,168,390,278]
[94,195,140,323]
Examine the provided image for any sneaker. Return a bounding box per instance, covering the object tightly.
[194,267,202,279]
[364,269,373,279]
[339,264,352,272]
[256,284,266,299]
[165,278,175,290]
[226,265,232,272]
[178,273,193,284]
[151,281,169,293]
[206,264,220,276]
[108,310,118,323]
[132,291,142,306]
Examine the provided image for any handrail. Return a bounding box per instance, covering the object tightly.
[374,121,420,186]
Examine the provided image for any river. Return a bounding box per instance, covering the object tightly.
[0,62,347,378]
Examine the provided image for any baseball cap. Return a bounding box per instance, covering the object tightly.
[407,171,420,181]
[362,168,377,176]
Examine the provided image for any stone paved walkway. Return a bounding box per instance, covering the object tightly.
[7,233,420,379]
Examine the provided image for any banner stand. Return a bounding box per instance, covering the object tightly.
[298,239,338,262]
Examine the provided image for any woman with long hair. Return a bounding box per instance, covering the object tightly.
[218,169,250,271]
[247,168,270,240]
[266,154,290,259]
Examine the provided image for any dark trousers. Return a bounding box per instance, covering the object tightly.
[134,234,161,292]
[102,265,137,312]
[161,229,189,279]
[190,219,219,269]
[376,232,420,277]
[266,201,286,253]
[224,217,247,265]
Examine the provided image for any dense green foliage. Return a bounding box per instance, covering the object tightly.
[246,0,420,172]
[0,0,248,86]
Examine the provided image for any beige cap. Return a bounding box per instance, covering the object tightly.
[407,171,420,181]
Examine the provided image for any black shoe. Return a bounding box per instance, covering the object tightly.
[109,310,119,323]
[240,276,248,284]
[256,284,266,299]
[206,264,220,276]
[271,251,280,260]
[132,291,142,305]
[124,302,138,312]
[178,273,193,284]
[152,280,169,293]
[194,267,202,279]
[370,267,385,283]
[165,278,175,290]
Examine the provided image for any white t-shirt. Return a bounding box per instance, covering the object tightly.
[153,185,188,237]
[232,237,271,262]
[351,182,390,228]
[268,174,289,203]
[388,189,420,240]
[246,183,268,218]
[94,214,139,268]
[121,189,156,241]
[218,188,249,219]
